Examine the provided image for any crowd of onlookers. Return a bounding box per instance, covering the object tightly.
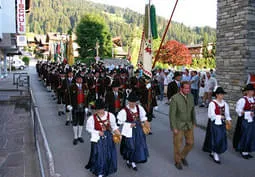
[153,68,217,107]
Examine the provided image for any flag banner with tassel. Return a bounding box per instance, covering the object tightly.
[137,2,156,79]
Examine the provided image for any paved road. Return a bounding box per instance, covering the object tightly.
[29,60,254,177]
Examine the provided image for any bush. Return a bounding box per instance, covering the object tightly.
[22,56,30,65]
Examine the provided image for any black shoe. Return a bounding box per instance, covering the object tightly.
[65,121,70,126]
[211,153,221,164]
[247,154,253,158]
[241,154,249,159]
[78,137,84,143]
[199,104,205,107]
[148,132,153,135]
[61,111,65,115]
[132,166,138,171]
[73,139,78,145]
[126,161,131,168]
[175,163,183,170]
[58,111,61,116]
[181,158,188,166]
[213,158,221,164]
[85,164,90,169]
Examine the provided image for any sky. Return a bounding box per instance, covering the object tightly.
[90,0,217,28]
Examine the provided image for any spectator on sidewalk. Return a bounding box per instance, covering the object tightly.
[181,69,191,82]
[200,72,217,108]
[169,81,196,170]
[156,69,165,101]
[166,71,182,104]
[190,71,199,106]
[198,78,206,105]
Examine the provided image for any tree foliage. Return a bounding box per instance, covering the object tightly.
[28,0,216,61]
[202,33,209,58]
[75,14,112,58]
[191,57,216,69]
[157,40,192,66]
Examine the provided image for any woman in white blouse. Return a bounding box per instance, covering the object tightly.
[117,91,150,171]
[85,99,121,177]
[202,87,232,164]
[233,83,255,159]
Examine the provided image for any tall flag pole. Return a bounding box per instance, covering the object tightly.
[152,0,179,68]
[137,0,154,79]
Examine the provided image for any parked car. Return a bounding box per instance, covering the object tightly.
[11,58,25,70]
[1,56,26,70]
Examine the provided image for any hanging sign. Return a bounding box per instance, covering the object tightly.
[17,0,26,34]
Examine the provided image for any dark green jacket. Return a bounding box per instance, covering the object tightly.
[169,92,196,130]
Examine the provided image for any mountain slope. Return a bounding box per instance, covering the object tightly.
[28,0,216,46]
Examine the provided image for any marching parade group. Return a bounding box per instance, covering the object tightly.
[35,60,255,176]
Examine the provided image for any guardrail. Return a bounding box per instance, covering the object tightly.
[13,72,30,90]
[30,89,61,177]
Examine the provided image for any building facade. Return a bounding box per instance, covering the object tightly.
[0,0,31,77]
[216,0,255,110]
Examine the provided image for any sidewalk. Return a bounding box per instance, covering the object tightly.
[0,71,40,177]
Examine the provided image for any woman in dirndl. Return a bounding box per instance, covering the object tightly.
[117,91,150,171]
[202,87,232,164]
[233,83,255,159]
[85,99,121,177]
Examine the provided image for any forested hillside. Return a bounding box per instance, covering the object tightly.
[28,0,216,46]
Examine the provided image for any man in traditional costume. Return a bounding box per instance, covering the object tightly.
[69,74,88,145]
[56,70,66,116]
[105,80,124,117]
[63,70,75,125]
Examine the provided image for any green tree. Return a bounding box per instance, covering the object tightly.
[202,33,209,58]
[76,13,112,58]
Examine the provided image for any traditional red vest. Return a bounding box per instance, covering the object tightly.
[212,101,225,116]
[120,77,127,89]
[95,79,100,93]
[124,105,140,122]
[243,97,255,111]
[77,86,85,104]
[114,93,121,109]
[94,112,110,131]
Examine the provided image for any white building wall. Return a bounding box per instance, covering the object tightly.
[1,0,16,33]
